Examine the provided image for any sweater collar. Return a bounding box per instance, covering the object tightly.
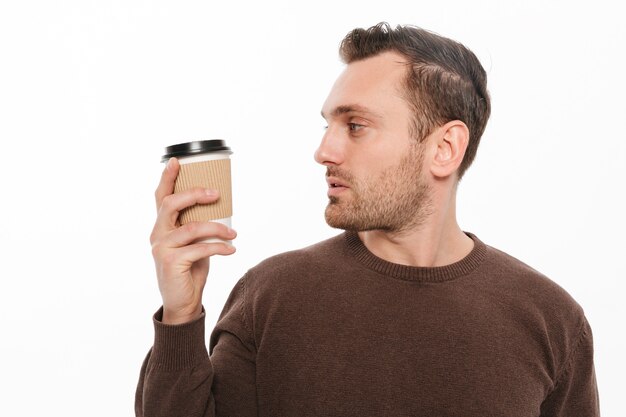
[344,230,487,282]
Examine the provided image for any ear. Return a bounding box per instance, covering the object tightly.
[429,120,469,180]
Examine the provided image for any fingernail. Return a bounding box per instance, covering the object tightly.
[205,189,217,196]
[166,158,174,171]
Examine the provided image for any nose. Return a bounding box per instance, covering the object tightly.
[314,126,344,166]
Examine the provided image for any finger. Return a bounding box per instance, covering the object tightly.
[176,241,237,265]
[155,188,221,234]
[165,221,237,248]
[154,157,180,213]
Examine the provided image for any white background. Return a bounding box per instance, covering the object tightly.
[0,0,624,415]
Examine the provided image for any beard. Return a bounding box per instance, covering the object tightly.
[324,143,433,234]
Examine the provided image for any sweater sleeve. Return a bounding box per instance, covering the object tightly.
[135,276,258,417]
[539,317,600,416]
[209,274,258,414]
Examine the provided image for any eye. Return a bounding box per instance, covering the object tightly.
[348,123,364,132]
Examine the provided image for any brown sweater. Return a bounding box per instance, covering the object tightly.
[136,231,599,416]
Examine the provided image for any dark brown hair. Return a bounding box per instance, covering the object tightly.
[339,22,491,180]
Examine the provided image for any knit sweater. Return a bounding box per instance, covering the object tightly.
[135,231,599,416]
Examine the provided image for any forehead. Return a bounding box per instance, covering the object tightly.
[321,51,410,119]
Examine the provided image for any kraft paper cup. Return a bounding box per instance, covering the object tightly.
[161,140,233,243]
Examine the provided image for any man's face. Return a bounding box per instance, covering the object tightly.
[316,51,433,233]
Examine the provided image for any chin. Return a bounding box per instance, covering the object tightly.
[324,208,376,232]
[324,207,350,230]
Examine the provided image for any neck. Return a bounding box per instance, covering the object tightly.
[357,186,473,267]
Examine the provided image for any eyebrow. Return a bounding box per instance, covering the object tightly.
[320,104,383,120]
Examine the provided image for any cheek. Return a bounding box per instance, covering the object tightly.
[347,137,414,183]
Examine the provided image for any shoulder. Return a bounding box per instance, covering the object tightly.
[481,242,588,361]
[483,244,582,315]
[476,241,594,381]
[241,232,346,293]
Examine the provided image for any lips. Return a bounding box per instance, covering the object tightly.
[326,177,349,189]
[326,176,350,197]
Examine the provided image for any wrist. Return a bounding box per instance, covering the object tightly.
[162,305,203,325]
[151,306,209,370]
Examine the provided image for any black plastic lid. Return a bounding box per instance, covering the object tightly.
[161,140,232,162]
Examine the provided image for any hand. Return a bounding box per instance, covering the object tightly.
[150,157,237,324]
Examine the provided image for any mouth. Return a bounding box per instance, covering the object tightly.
[326,176,349,189]
[326,176,350,196]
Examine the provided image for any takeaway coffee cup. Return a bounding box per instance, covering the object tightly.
[161,140,233,243]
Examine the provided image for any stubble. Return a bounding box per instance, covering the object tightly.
[324,143,433,234]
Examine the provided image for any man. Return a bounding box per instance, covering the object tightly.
[136,23,599,416]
